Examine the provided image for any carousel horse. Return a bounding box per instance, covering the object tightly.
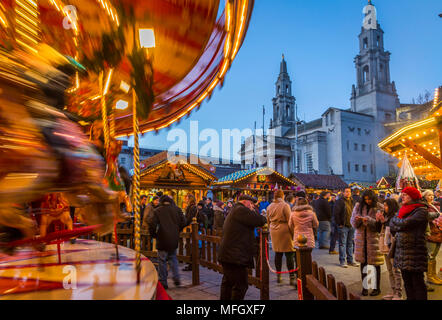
[0,47,117,253]
[39,193,73,238]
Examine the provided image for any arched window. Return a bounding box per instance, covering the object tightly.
[363,66,369,83]
[286,105,290,118]
[286,85,289,94]
[277,85,280,94]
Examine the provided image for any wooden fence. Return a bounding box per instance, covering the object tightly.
[296,235,360,300]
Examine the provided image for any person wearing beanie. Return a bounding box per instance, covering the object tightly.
[390,187,429,300]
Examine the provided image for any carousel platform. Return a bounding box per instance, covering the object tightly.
[0,239,158,300]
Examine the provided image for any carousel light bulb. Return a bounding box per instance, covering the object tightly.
[116,99,129,110]
[120,81,130,93]
[139,28,156,48]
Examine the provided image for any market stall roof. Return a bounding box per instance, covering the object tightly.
[376,176,395,189]
[140,151,217,182]
[214,167,296,186]
[293,173,348,190]
[378,87,442,180]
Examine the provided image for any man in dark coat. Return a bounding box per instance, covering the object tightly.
[334,187,358,267]
[329,194,339,254]
[218,194,267,300]
[203,198,214,230]
[315,191,332,249]
[147,195,187,289]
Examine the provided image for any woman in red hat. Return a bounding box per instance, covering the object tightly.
[390,187,429,300]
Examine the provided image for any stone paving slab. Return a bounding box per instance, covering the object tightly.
[161,248,442,300]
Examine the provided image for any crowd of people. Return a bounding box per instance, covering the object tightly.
[139,186,442,300]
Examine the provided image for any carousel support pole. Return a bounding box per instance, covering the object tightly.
[132,88,142,284]
[100,70,119,261]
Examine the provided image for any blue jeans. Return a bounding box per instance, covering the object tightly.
[158,250,180,286]
[317,221,331,248]
[338,226,355,264]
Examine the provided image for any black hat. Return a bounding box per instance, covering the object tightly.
[197,201,204,207]
[238,194,253,201]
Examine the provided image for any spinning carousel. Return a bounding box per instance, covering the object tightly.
[0,0,253,299]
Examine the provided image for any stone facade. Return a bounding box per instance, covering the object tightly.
[241,2,424,184]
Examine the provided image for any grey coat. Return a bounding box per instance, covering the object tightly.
[351,202,384,266]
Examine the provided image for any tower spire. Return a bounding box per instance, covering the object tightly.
[280,54,287,74]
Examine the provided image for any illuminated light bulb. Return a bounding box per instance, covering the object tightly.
[120,81,130,93]
[139,28,156,48]
[116,99,128,110]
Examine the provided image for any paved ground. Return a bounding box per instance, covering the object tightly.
[159,248,442,300]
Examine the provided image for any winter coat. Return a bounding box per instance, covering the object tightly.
[141,202,157,230]
[389,205,429,272]
[203,204,214,228]
[218,203,267,268]
[379,211,396,255]
[314,197,332,221]
[351,202,384,266]
[334,197,355,227]
[213,205,225,231]
[426,202,441,243]
[266,198,294,252]
[289,204,319,248]
[147,198,187,252]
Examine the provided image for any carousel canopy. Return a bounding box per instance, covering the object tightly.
[1,0,254,134]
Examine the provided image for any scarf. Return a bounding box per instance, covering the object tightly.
[398,203,424,219]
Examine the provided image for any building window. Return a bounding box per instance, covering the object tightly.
[326,115,329,126]
[348,162,351,173]
[355,164,359,172]
[286,85,289,94]
[347,141,349,151]
[305,153,313,174]
[363,37,368,49]
[286,105,290,118]
[330,112,334,125]
[354,143,358,151]
[370,164,374,174]
[362,144,366,152]
[369,144,372,153]
[357,128,361,136]
[362,165,367,172]
[376,36,380,47]
[278,85,280,94]
[363,66,369,83]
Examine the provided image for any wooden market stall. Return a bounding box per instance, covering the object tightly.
[378,87,442,186]
[375,176,395,194]
[212,167,298,202]
[139,151,217,208]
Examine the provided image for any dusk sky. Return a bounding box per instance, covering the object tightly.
[131,0,442,158]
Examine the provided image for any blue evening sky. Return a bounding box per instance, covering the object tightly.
[132,0,442,157]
